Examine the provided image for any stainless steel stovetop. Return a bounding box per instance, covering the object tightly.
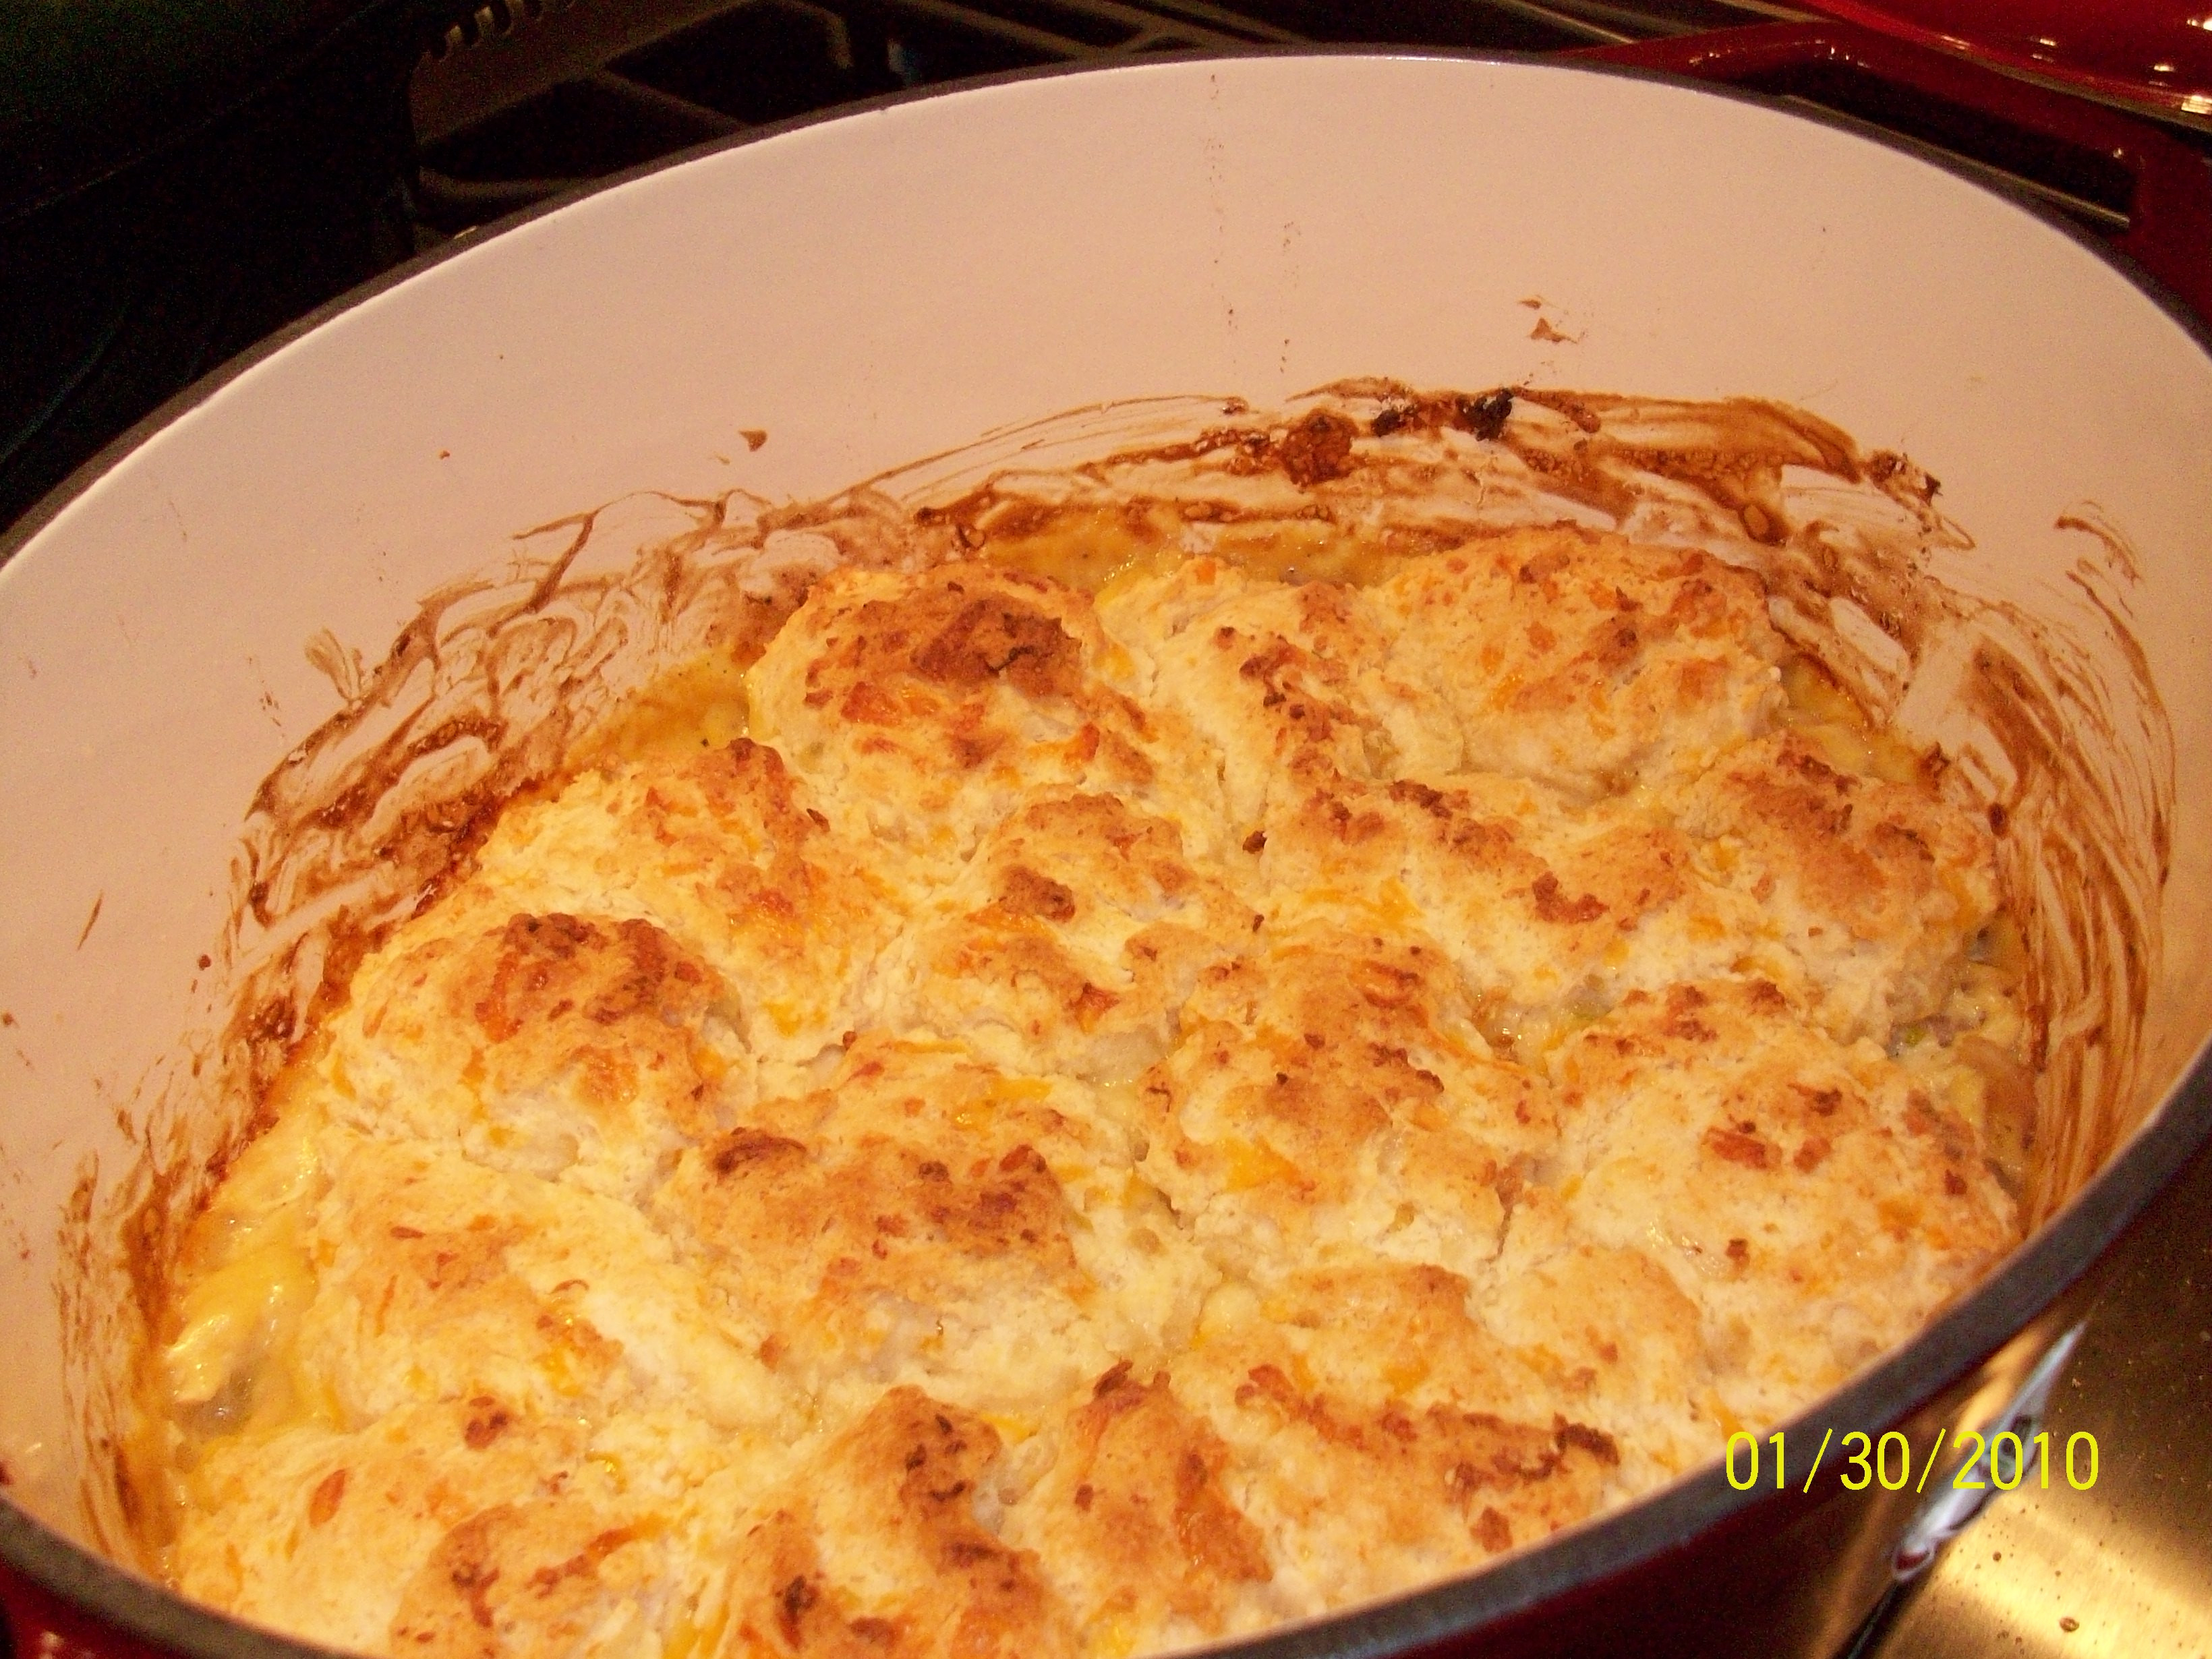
[1854,1135,2212,1659]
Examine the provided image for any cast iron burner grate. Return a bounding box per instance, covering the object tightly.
[406,0,1808,238]
[406,0,2199,248]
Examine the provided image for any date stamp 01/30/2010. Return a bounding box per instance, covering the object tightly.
[1723,1426,2101,1494]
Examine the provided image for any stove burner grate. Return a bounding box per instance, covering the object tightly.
[407,0,1787,237]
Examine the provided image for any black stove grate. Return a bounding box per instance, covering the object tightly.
[407,0,1795,238]
[406,0,2199,250]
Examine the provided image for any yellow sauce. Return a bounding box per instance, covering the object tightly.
[571,649,753,768]
[1776,654,1923,784]
[158,1105,334,1473]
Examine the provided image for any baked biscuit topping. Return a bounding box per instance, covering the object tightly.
[1368,529,1786,796]
[150,525,2024,1659]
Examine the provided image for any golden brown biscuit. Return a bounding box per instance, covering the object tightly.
[1666,732,2000,1039]
[749,564,1226,879]
[317,909,736,1200]
[654,1038,1208,1421]
[1180,1264,1614,1610]
[1136,927,1550,1285]
[1010,1366,1273,1648]
[871,791,1254,1082]
[1259,767,1759,1056]
[1097,561,1453,828]
[449,737,903,1067]
[724,1389,1079,1659]
[390,1494,669,1659]
[1542,979,2015,1428]
[1370,529,1785,796]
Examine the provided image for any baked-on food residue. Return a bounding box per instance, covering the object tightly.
[113,384,2161,1659]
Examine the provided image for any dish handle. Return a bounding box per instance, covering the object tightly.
[1575,20,2212,332]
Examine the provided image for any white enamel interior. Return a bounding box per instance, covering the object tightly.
[3,52,2210,1555]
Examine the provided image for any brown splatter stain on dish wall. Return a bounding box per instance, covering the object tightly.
[70,380,2171,1560]
[1944,513,2172,1221]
